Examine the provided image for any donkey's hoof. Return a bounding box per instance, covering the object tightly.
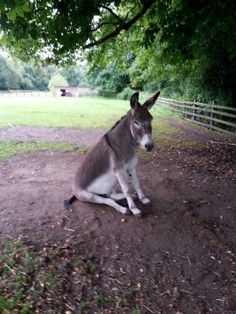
[131,208,142,217]
[141,197,151,205]
[119,207,130,215]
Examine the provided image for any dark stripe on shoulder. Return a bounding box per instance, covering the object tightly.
[104,133,119,159]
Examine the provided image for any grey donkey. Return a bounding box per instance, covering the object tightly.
[64,91,160,216]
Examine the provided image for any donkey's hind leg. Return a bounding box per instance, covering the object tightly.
[109,191,125,201]
[76,190,130,215]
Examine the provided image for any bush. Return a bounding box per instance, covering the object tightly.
[48,73,68,91]
[97,88,117,98]
[117,87,135,100]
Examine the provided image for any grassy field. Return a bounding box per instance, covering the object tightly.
[0,141,79,162]
[0,95,175,128]
[0,95,183,161]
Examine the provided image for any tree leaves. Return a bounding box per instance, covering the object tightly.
[6,3,30,21]
[0,0,235,105]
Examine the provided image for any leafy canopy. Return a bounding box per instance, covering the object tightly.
[0,0,155,64]
[0,0,235,104]
[87,0,236,104]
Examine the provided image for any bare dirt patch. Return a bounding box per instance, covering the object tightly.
[0,126,105,146]
[1,131,236,312]
[165,117,234,142]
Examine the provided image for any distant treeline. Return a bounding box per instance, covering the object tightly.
[0,54,132,98]
[0,55,88,91]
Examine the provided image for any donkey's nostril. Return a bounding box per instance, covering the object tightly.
[145,143,154,151]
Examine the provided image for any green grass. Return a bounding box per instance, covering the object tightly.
[0,238,113,313]
[0,95,176,128]
[0,239,40,314]
[0,95,191,162]
[0,96,130,128]
[0,117,183,163]
[0,141,78,162]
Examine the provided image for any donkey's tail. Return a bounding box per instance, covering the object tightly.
[63,195,77,210]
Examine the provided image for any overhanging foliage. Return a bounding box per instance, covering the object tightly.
[0,0,235,105]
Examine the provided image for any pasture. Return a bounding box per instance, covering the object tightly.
[0,94,171,128]
[0,95,236,313]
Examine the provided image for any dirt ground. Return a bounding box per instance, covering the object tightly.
[0,121,236,313]
[0,126,105,146]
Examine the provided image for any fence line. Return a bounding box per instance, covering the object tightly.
[0,90,50,97]
[158,97,236,111]
[157,97,236,136]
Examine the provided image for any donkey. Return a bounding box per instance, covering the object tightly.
[64,91,160,216]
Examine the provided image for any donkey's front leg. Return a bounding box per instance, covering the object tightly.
[116,170,142,216]
[129,168,150,204]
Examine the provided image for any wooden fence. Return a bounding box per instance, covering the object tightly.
[157,97,236,136]
[0,90,50,97]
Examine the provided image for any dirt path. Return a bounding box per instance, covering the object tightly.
[0,121,236,313]
[166,118,236,143]
[0,119,234,147]
[0,126,106,146]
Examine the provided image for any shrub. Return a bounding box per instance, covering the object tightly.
[97,87,117,98]
[117,87,135,100]
[48,73,68,91]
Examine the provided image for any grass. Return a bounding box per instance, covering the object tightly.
[0,95,177,128]
[0,119,183,163]
[0,95,188,161]
[0,141,78,162]
[0,94,208,163]
[0,238,123,313]
[0,238,150,313]
[0,96,130,128]
[0,94,206,161]
[0,238,41,314]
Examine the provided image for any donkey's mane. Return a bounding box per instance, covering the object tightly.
[109,113,127,131]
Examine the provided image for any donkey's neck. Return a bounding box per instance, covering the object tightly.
[111,113,136,145]
[106,113,137,161]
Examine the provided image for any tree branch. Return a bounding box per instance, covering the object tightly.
[82,0,157,49]
[100,4,123,22]
[91,21,116,32]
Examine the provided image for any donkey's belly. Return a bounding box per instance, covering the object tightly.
[87,169,117,195]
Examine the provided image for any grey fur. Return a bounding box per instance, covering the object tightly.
[64,91,160,216]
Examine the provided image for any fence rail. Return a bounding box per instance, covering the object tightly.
[157,97,236,136]
[0,90,50,97]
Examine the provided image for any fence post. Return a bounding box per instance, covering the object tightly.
[210,101,214,130]
[192,101,195,120]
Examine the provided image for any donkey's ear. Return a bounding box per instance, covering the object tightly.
[130,92,140,110]
[143,91,160,110]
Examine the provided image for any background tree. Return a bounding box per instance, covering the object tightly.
[89,63,130,95]
[87,0,236,105]
[22,63,55,90]
[0,55,20,89]
[0,53,91,91]
[48,73,69,91]
[61,64,88,86]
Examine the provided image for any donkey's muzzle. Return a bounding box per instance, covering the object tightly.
[145,143,154,152]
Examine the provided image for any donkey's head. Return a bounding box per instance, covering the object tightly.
[129,91,160,152]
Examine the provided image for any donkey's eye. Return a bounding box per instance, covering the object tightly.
[134,120,141,128]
